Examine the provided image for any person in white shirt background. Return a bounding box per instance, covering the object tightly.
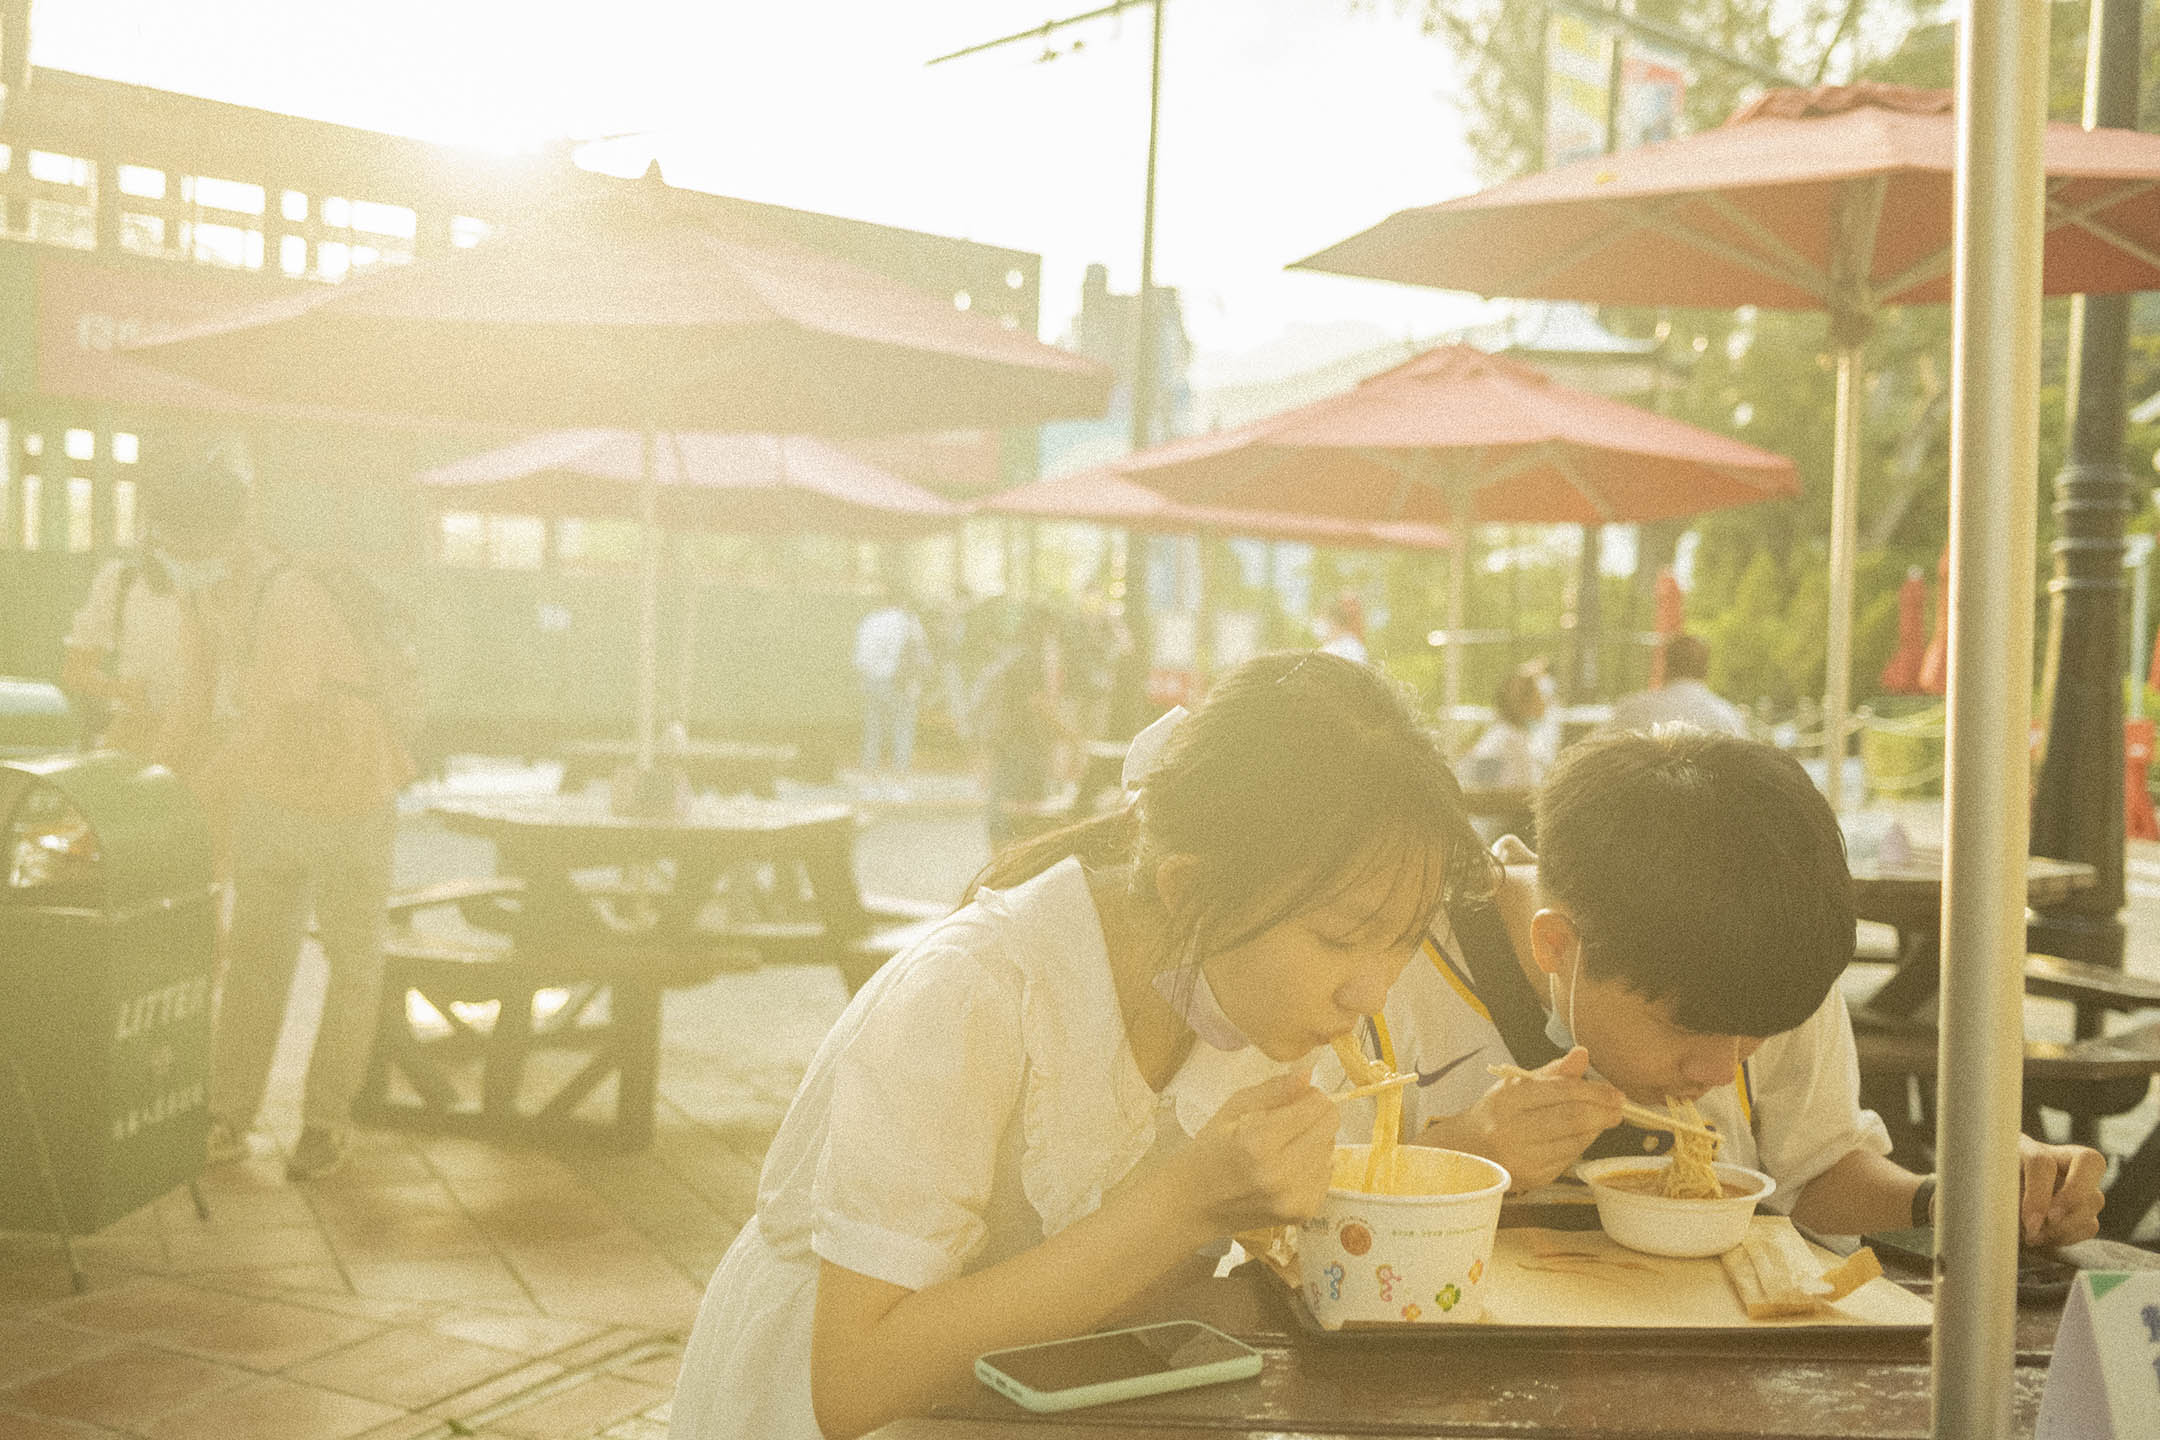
[59,462,215,772]
[1605,632,1749,738]
[850,582,932,799]
[667,651,1490,1440]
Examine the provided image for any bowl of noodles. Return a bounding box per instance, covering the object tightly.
[1296,1145,1511,1329]
[1577,1155,1775,1258]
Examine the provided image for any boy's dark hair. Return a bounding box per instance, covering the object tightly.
[974,651,1491,963]
[1533,730,1853,1037]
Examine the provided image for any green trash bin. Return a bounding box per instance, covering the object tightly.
[0,676,79,758]
[0,752,216,1283]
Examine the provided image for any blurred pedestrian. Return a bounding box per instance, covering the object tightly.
[1460,665,1548,792]
[1317,591,1368,663]
[851,581,932,799]
[1606,633,1748,738]
[974,607,1074,851]
[57,472,215,769]
[184,446,414,1182]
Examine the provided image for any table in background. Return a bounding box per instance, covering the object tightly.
[554,738,799,798]
[871,1240,2160,1440]
[375,793,862,1147]
[1850,850,2095,1018]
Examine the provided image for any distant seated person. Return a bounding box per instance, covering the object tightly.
[1607,633,1748,738]
[1317,591,1368,664]
[1459,665,1546,792]
[1338,730,2105,1242]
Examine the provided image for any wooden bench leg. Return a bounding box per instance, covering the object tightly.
[483,988,536,1124]
[612,981,661,1151]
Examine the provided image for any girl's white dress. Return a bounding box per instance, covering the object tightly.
[668,856,1289,1440]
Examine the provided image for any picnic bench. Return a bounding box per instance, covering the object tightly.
[357,802,947,1150]
[1851,950,2160,1239]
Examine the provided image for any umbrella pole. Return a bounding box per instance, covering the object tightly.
[1823,341,1863,812]
[1444,497,1468,751]
[1932,5,2048,1435]
[636,430,661,771]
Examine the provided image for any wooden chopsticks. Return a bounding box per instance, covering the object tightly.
[1487,1064,1723,1145]
[1328,1071,1418,1104]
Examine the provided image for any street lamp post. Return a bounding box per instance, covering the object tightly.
[2030,0,2141,968]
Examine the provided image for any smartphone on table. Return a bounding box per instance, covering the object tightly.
[975,1319,1263,1413]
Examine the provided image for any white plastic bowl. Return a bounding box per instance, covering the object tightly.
[1297,1146,1511,1328]
[1576,1155,1775,1258]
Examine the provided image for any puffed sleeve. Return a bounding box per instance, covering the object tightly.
[812,942,1027,1292]
[1747,986,1894,1212]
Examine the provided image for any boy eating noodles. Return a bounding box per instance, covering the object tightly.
[1355,729,2105,1243]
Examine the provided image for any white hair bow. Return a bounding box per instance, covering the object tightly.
[1121,705,1189,794]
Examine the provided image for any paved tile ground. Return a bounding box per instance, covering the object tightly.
[3,769,2155,1440]
[0,765,990,1440]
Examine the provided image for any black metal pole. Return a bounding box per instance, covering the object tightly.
[2030,0,2140,967]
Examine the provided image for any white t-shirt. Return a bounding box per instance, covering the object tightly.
[1328,913,1892,1216]
[1319,633,1368,664]
[670,857,1292,1440]
[1458,720,1542,790]
[852,606,928,685]
[1606,679,1750,738]
[65,554,189,720]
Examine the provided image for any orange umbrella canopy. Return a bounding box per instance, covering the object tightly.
[1296,84,2160,312]
[123,175,1110,436]
[979,469,1452,550]
[416,431,960,539]
[1091,344,1795,526]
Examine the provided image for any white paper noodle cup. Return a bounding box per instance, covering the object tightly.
[1296,1145,1510,1330]
[1576,1156,1775,1258]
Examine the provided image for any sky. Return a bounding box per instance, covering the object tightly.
[28,0,1497,385]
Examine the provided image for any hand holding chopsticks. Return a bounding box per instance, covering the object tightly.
[1486,1064,1723,1145]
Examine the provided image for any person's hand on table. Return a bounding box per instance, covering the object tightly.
[2015,1133,2107,1245]
[1418,1046,1624,1191]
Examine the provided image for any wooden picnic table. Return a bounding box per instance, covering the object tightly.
[869,1239,2160,1440]
[1848,849,2096,1019]
[374,793,868,1148]
[429,790,862,946]
[554,737,799,797]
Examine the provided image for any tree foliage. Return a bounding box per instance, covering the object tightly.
[1401,0,2160,713]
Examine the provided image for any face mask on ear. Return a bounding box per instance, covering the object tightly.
[1544,947,1584,1053]
[1151,955,1253,1052]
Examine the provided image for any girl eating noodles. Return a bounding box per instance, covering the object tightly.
[669,652,1486,1440]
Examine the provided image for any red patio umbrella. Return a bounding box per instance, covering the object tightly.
[1649,567,1686,688]
[1296,82,2160,807]
[123,169,1110,767]
[123,174,1109,437]
[415,431,962,539]
[978,469,1453,550]
[1095,343,1794,723]
[1879,567,1931,695]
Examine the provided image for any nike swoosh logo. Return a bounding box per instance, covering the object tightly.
[1416,1049,1484,1087]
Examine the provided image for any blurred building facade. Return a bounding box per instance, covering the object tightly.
[0,64,1044,763]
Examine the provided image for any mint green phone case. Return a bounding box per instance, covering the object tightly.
[975,1320,1264,1413]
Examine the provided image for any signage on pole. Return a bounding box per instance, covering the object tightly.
[1617,38,1689,150]
[1544,15,1614,168]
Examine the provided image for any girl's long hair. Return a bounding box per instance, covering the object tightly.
[972,651,1490,961]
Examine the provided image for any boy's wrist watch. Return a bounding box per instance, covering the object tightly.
[1911,1174,1938,1228]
